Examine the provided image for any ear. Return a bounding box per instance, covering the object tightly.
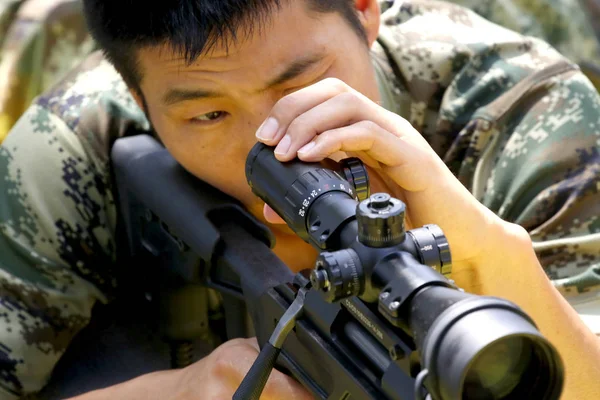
[129,88,145,111]
[355,0,380,46]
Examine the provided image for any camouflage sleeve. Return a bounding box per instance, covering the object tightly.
[443,0,600,66]
[0,0,96,143]
[375,1,600,332]
[0,103,117,398]
[471,67,600,331]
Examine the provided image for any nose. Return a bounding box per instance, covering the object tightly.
[247,90,282,128]
[241,95,281,150]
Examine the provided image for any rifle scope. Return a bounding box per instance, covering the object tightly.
[245,142,564,400]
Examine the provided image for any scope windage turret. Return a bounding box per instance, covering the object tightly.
[245,141,564,400]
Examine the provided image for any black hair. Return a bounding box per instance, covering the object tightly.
[82,0,367,92]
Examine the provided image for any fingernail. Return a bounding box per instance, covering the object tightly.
[274,135,291,155]
[256,117,279,140]
[298,141,316,155]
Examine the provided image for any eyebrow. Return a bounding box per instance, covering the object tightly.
[162,52,327,106]
[265,52,327,88]
[163,88,221,105]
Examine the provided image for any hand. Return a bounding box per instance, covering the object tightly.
[177,338,313,400]
[255,78,527,293]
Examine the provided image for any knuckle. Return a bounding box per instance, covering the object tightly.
[505,222,533,247]
[287,116,313,137]
[211,348,235,376]
[336,91,360,106]
[322,77,349,92]
[396,114,416,131]
[356,120,380,133]
[210,339,251,373]
[276,93,302,112]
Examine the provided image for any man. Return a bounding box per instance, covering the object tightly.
[1,0,600,399]
[2,0,600,145]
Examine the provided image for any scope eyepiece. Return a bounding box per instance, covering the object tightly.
[246,142,369,249]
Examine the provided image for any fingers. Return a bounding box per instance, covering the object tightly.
[256,78,381,161]
[253,77,442,195]
[256,78,354,145]
[255,77,423,165]
[298,120,434,190]
[270,91,376,161]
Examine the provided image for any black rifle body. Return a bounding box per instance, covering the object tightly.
[112,134,424,400]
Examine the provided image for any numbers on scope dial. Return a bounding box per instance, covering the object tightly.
[296,184,355,217]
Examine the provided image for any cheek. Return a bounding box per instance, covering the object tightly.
[156,120,261,208]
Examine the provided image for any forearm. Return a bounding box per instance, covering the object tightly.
[471,223,600,400]
[66,369,185,400]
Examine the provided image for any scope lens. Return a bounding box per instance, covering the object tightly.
[462,336,553,399]
[414,292,564,400]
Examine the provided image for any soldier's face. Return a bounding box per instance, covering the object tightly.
[133,0,381,270]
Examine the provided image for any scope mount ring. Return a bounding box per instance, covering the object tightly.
[414,368,431,400]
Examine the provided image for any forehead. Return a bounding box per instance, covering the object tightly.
[137,1,348,90]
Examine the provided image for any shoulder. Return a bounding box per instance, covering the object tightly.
[443,0,600,66]
[33,50,150,165]
[1,50,151,293]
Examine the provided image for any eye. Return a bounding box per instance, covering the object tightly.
[190,111,227,123]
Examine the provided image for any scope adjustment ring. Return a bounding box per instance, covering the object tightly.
[340,157,370,201]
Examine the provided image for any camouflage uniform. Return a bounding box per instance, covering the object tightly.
[446,0,600,66]
[579,0,600,41]
[0,0,96,143]
[1,0,600,397]
[446,0,600,90]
